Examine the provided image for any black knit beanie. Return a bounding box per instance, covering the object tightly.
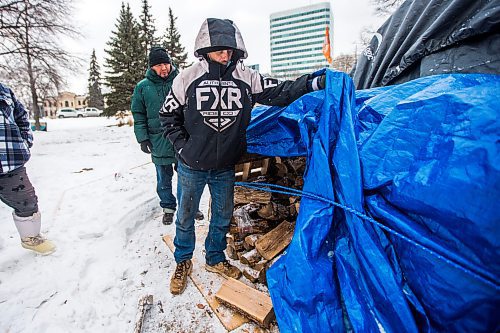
[149,47,171,67]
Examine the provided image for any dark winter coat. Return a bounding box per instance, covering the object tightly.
[159,18,316,171]
[0,83,33,174]
[131,67,179,165]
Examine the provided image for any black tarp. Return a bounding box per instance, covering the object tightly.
[352,0,500,89]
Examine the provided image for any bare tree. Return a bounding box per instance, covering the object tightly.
[371,0,405,16]
[0,0,80,128]
[332,54,357,74]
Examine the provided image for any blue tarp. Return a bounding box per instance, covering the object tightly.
[246,70,500,332]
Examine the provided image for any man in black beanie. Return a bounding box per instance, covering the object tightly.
[131,47,204,225]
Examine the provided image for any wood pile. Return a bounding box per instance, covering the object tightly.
[227,156,306,286]
[216,156,306,328]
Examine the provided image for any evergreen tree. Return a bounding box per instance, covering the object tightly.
[138,0,157,71]
[104,2,143,116]
[162,7,190,69]
[87,49,104,110]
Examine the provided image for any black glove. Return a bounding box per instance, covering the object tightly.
[307,73,326,92]
[140,140,152,154]
[317,74,326,90]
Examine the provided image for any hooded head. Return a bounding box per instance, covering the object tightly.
[194,18,247,61]
[148,46,171,67]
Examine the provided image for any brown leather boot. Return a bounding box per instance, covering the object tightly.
[170,260,192,295]
[205,260,242,279]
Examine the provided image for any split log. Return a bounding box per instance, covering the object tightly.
[240,248,262,266]
[134,295,153,333]
[229,219,272,239]
[252,258,269,271]
[294,176,304,188]
[255,220,295,260]
[244,234,262,250]
[226,245,239,260]
[243,266,261,283]
[258,257,279,285]
[237,250,248,262]
[270,161,287,178]
[288,203,297,218]
[286,157,306,175]
[227,234,246,252]
[215,278,275,328]
[257,202,290,221]
[243,239,254,251]
[234,186,271,206]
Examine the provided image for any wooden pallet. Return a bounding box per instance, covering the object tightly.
[208,155,272,220]
[235,153,271,181]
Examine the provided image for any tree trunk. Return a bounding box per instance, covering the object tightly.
[24,3,40,130]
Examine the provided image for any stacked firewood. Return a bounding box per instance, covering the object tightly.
[226,157,306,285]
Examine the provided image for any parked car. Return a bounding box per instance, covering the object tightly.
[56,108,84,118]
[82,107,103,117]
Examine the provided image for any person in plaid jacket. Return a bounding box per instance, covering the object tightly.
[0,82,55,254]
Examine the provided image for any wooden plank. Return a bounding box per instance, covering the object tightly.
[241,162,251,181]
[162,234,249,331]
[261,158,270,175]
[134,295,153,333]
[255,220,295,260]
[216,278,275,328]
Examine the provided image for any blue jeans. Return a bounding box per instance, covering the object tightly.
[174,162,234,265]
[155,164,176,211]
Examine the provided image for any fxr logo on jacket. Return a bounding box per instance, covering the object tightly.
[162,79,244,133]
[195,80,243,132]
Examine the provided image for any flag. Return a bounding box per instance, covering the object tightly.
[322,26,332,64]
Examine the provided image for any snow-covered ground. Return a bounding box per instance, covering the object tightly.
[0,118,272,332]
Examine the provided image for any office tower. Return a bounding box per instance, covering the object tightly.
[270,2,333,79]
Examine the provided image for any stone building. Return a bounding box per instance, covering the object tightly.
[42,92,88,118]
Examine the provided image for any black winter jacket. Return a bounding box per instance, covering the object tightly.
[159,18,315,170]
[159,59,311,170]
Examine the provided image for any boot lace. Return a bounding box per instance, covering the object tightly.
[174,261,188,280]
[220,261,233,271]
[23,235,44,246]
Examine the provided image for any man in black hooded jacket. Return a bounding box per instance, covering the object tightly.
[160,18,325,295]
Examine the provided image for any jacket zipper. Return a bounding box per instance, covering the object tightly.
[216,65,222,169]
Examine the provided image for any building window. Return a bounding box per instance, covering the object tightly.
[78,100,81,105]
[270,8,330,23]
[65,101,69,107]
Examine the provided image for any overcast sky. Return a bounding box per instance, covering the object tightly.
[66,0,387,94]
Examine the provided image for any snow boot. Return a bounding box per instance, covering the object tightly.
[21,235,56,255]
[170,259,192,295]
[13,211,56,255]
